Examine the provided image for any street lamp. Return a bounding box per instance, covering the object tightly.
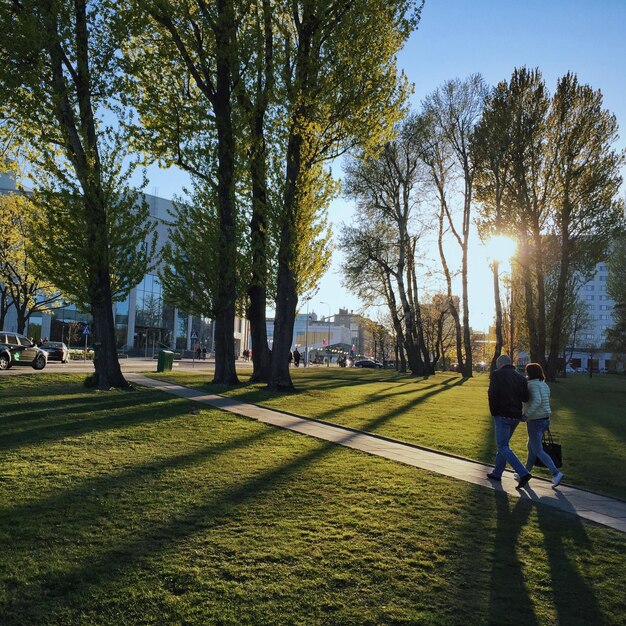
[320,301,331,367]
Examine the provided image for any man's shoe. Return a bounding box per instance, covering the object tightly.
[552,471,564,487]
[487,472,501,481]
[516,473,532,489]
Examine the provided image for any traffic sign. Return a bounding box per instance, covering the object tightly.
[190,330,198,340]
[82,325,91,335]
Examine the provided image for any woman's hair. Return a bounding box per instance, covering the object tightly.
[525,362,545,381]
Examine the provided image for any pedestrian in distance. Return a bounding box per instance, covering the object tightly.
[514,363,564,487]
[293,348,301,367]
[487,354,533,488]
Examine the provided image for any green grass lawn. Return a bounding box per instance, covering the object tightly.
[1,373,625,625]
[153,368,626,500]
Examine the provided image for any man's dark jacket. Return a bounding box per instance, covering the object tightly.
[488,364,529,419]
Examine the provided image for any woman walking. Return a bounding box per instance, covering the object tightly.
[517,363,564,487]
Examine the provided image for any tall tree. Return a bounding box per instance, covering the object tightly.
[123,0,331,386]
[422,74,487,377]
[544,73,624,379]
[473,81,515,370]
[419,110,464,373]
[343,115,431,376]
[340,221,409,372]
[144,0,240,385]
[500,68,552,365]
[0,0,155,389]
[268,0,421,390]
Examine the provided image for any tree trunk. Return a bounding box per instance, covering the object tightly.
[519,238,539,362]
[247,285,271,383]
[211,0,239,385]
[490,261,504,371]
[533,229,547,366]
[383,271,406,373]
[438,204,464,373]
[268,125,302,391]
[408,240,431,375]
[41,0,128,389]
[246,124,271,383]
[546,239,571,381]
[91,291,127,389]
[460,239,473,377]
[242,0,272,384]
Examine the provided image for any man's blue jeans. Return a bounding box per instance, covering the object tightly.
[493,416,529,478]
[525,417,558,475]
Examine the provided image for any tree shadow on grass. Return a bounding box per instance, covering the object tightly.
[1,426,278,522]
[551,378,626,444]
[308,376,469,436]
[0,394,190,453]
[152,374,470,448]
[0,393,159,429]
[0,433,350,624]
[488,494,539,625]
[185,370,466,404]
[529,488,606,625]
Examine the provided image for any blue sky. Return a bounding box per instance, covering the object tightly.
[138,0,626,328]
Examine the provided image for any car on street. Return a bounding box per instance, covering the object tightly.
[0,332,48,370]
[41,341,70,363]
[354,358,383,369]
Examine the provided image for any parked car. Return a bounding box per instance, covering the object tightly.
[41,341,69,363]
[354,359,383,369]
[0,332,48,370]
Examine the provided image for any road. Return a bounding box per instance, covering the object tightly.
[0,357,254,376]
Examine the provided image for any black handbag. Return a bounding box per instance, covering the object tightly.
[535,428,562,468]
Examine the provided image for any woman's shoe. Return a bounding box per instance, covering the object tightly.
[552,471,564,487]
[486,472,501,481]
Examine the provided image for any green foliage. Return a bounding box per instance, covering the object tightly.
[473,68,625,365]
[0,0,157,308]
[605,233,626,353]
[0,193,62,329]
[160,181,250,319]
[27,157,157,308]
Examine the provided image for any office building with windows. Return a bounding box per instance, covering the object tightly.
[568,262,620,371]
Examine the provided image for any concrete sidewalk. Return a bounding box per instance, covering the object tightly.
[126,373,626,534]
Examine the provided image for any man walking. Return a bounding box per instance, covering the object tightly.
[487,354,532,488]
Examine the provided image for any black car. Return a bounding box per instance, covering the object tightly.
[354,359,383,369]
[0,332,48,370]
[41,341,69,363]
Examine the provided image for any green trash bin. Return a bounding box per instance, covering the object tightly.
[157,350,174,372]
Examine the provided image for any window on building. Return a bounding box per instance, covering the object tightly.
[585,285,595,291]
[585,295,595,301]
